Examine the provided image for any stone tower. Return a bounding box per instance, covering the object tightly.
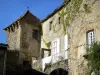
[4,10,42,64]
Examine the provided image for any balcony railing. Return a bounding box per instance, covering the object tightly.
[42,56,51,71]
[51,49,68,63]
[32,49,69,71]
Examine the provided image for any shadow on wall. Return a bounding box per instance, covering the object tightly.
[6,61,47,75]
[50,68,68,75]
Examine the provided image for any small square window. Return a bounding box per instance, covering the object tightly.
[49,21,52,30]
[87,30,94,47]
[32,29,38,40]
[58,17,61,24]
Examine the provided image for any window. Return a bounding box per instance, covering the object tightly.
[87,30,94,47]
[64,34,68,59]
[52,41,57,55]
[41,48,51,58]
[52,38,60,63]
[65,34,68,50]
[49,21,52,30]
[58,17,61,24]
[32,29,38,40]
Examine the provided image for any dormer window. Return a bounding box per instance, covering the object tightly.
[32,29,38,40]
[49,21,52,30]
[58,17,61,24]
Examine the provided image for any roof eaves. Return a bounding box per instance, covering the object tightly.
[3,10,30,30]
[0,43,8,49]
[41,3,65,23]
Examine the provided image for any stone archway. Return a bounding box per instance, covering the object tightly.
[49,68,68,75]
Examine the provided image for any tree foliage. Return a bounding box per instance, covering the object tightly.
[87,42,100,75]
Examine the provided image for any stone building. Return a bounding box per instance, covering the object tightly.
[65,0,100,75]
[32,3,69,75]
[4,10,42,64]
[0,43,7,75]
[32,0,100,75]
[2,0,100,75]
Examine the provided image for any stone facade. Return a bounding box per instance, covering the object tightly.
[3,0,100,75]
[44,60,68,74]
[19,19,41,61]
[67,0,100,75]
[32,59,42,72]
[41,3,68,60]
[38,3,69,74]
[32,59,68,74]
[4,10,42,64]
[40,0,100,75]
[5,21,21,51]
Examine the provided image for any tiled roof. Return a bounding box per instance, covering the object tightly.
[4,10,40,30]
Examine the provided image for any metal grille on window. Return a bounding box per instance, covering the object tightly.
[87,30,94,47]
[51,38,60,63]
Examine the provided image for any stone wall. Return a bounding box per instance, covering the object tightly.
[41,8,67,52]
[5,21,21,51]
[41,0,100,75]
[20,19,41,60]
[32,60,42,72]
[5,18,41,63]
[32,59,68,74]
[44,60,68,74]
[67,0,100,75]
[6,50,19,71]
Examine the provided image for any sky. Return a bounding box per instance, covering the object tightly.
[0,0,63,43]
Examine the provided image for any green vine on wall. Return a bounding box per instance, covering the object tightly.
[83,4,91,13]
[42,38,51,48]
[43,0,97,48]
[50,0,94,35]
[53,23,61,33]
[58,0,97,35]
[58,0,83,35]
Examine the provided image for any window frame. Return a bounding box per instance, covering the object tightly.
[49,21,52,30]
[32,29,39,41]
[51,38,60,63]
[86,29,94,48]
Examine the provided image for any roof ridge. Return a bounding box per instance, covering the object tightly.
[3,10,40,30]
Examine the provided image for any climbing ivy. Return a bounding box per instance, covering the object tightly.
[42,38,51,48]
[42,0,97,54]
[58,0,97,75]
[83,4,91,13]
[59,0,83,35]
